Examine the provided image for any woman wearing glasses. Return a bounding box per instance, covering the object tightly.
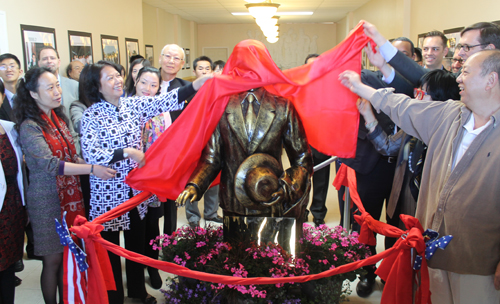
[356,69,459,246]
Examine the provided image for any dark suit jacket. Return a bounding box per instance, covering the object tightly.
[388,51,461,87]
[339,70,401,175]
[187,88,313,215]
[0,96,13,121]
[166,77,192,122]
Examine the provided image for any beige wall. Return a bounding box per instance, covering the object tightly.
[337,0,500,46]
[142,3,197,78]
[197,23,337,70]
[409,0,500,41]
[2,0,143,75]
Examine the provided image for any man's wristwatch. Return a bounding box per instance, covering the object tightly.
[365,120,378,130]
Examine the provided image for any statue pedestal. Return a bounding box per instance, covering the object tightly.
[223,215,297,256]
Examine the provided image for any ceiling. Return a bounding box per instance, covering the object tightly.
[142,0,371,24]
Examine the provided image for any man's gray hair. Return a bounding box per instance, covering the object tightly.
[480,49,500,77]
[161,44,185,60]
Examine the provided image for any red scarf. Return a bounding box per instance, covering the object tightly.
[127,22,372,200]
[41,110,85,226]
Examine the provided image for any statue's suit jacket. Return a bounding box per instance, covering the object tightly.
[187,88,313,216]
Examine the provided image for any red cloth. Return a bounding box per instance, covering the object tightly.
[333,163,431,303]
[126,22,372,201]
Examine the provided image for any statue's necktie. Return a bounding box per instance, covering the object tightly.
[245,93,256,140]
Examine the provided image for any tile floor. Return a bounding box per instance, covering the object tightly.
[14,163,386,303]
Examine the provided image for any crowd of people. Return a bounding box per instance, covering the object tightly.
[0,19,499,304]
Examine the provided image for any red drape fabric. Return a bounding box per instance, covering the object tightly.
[67,21,432,304]
[126,22,371,201]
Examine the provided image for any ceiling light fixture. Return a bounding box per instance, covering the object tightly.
[231,12,313,16]
[245,2,280,19]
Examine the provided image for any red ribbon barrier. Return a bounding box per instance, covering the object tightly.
[68,164,431,304]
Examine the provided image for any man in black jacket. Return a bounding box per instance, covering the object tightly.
[158,44,192,235]
[0,53,23,121]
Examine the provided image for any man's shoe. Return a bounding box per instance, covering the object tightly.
[356,277,375,298]
[14,260,24,272]
[206,215,223,224]
[313,218,325,228]
[141,294,157,304]
[188,221,200,229]
[15,276,22,287]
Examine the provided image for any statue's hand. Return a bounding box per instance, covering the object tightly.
[261,187,286,207]
[176,185,197,207]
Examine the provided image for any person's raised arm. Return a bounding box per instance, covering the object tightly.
[339,70,377,100]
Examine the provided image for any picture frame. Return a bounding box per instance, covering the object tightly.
[68,30,93,65]
[101,34,120,65]
[20,24,57,72]
[184,48,190,70]
[417,33,426,49]
[125,38,139,71]
[443,27,464,58]
[145,44,154,65]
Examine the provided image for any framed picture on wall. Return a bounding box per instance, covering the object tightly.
[443,27,464,58]
[145,45,154,65]
[417,33,426,49]
[101,35,120,64]
[68,31,93,65]
[125,38,139,70]
[184,48,190,70]
[20,24,57,72]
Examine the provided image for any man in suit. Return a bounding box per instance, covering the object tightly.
[37,47,79,139]
[158,44,192,235]
[159,44,191,122]
[0,53,23,121]
[184,55,223,227]
[176,87,313,238]
[339,36,415,298]
[363,21,500,86]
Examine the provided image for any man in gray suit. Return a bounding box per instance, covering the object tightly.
[38,46,79,141]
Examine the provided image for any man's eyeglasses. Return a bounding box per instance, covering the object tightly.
[455,43,488,52]
[161,54,183,63]
[451,58,463,64]
[414,88,428,100]
[0,65,18,71]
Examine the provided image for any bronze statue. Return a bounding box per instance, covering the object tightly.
[176,87,313,239]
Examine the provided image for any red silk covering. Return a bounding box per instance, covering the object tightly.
[333,164,431,304]
[126,22,371,201]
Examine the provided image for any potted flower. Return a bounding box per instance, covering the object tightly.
[153,224,370,303]
[298,224,371,303]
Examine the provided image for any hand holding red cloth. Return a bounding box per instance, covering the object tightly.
[126,22,373,201]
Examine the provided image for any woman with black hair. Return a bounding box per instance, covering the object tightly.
[80,61,209,304]
[124,58,151,96]
[13,67,115,304]
[133,66,165,289]
[357,69,459,246]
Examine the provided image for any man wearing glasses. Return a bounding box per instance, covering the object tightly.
[158,44,193,236]
[0,54,23,121]
[363,21,500,86]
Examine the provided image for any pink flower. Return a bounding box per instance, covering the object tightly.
[196,241,206,248]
